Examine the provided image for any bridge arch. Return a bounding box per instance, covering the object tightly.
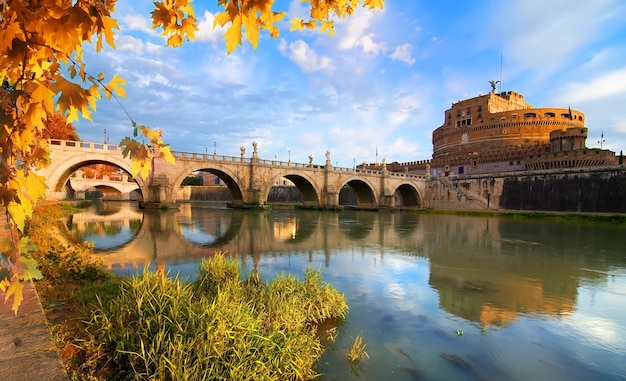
[45,156,146,200]
[392,182,422,208]
[265,172,321,208]
[170,165,245,207]
[339,177,378,209]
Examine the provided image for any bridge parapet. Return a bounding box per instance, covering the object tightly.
[49,139,123,154]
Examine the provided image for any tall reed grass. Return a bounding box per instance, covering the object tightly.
[85,253,349,380]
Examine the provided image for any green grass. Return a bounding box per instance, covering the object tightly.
[413,208,626,223]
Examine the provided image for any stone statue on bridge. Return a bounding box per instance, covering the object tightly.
[309,155,313,165]
[240,146,245,158]
[251,142,259,163]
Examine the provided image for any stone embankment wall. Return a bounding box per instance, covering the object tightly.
[425,167,626,213]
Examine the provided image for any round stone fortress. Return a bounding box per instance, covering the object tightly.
[432,91,584,160]
[380,89,618,177]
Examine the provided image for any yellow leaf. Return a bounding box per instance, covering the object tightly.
[7,201,26,232]
[290,18,304,32]
[138,125,162,144]
[130,159,152,180]
[159,145,176,164]
[180,16,198,41]
[3,276,23,315]
[363,0,385,10]
[224,14,243,54]
[320,21,335,37]
[243,14,261,50]
[23,172,47,204]
[20,256,43,282]
[167,34,184,48]
[214,12,231,27]
[106,74,127,100]
[0,278,9,293]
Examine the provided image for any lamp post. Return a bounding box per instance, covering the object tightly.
[213,141,216,155]
[288,149,291,164]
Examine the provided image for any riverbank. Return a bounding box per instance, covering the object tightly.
[0,283,67,381]
[412,208,626,223]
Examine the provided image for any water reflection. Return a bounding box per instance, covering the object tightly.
[67,202,143,250]
[69,203,626,381]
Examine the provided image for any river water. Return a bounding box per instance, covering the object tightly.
[67,202,626,381]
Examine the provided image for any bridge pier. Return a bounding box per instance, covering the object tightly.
[141,177,180,210]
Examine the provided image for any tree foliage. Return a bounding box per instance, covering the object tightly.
[1,0,383,312]
[42,112,80,141]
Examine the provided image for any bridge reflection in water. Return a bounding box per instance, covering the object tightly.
[67,202,626,381]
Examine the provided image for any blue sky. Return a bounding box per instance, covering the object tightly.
[75,0,626,168]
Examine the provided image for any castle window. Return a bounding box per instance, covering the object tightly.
[477,105,482,112]
[524,113,536,118]
[561,113,570,118]
[544,112,555,118]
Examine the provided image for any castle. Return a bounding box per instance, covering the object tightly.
[373,88,619,176]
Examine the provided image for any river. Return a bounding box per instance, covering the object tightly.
[67,202,626,381]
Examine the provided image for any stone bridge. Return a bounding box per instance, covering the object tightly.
[69,175,140,200]
[38,139,429,210]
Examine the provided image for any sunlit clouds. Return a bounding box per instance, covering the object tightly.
[73,0,626,165]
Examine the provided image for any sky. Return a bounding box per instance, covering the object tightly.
[74,0,626,168]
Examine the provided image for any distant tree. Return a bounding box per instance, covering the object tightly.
[1,0,384,313]
[42,112,80,141]
[182,176,203,186]
[81,164,120,180]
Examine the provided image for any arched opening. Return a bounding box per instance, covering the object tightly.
[394,184,421,208]
[56,161,142,202]
[339,179,376,209]
[174,169,242,207]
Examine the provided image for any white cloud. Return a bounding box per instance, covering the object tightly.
[386,91,423,127]
[390,44,416,66]
[281,40,333,73]
[561,68,626,103]
[490,0,624,79]
[336,9,387,55]
[203,52,252,85]
[115,35,144,53]
[195,11,226,45]
[121,13,161,37]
